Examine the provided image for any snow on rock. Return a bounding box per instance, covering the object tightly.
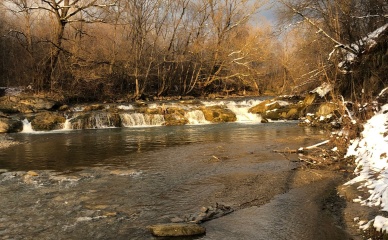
[373,216,388,232]
[311,82,332,97]
[345,104,388,231]
[337,23,388,72]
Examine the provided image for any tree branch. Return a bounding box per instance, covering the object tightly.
[280,1,359,55]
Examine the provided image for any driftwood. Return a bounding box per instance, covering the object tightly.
[272,140,330,154]
[273,149,304,154]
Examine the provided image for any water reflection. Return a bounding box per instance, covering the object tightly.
[0,122,326,171]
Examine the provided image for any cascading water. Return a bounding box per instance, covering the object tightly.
[21,119,34,133]
[225,100,263,123]
[67,112,120,129]
[62,118,72,130]
[185,110,209,125]
[20,98,267,132]
[120,113,165,127]
[202,99,264,123]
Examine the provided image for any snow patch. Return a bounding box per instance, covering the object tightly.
[117,105,134,110]
[337,23,388,71]
[345,103,388,232]
[311,82,332,97]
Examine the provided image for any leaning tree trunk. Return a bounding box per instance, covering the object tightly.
[42,21,66,91]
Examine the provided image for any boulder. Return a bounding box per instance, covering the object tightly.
[200,106,237,122]
[144,107,161,115]
[248,100,281,114]
[316,102,338,116]
[163,107,188,126]
[275,95,304,103]
[0,96,58,113]
[260,103,304,121]
[19,97,58,110]
[0,100,20,114]
[303,93,317,106]
[31,112,66,131]
[285,107,300,119]
[148,223,206,237]
[0,117,23,133]
[83,104,105,112]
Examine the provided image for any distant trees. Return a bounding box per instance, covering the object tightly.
[1,0,282,100]
[1,0,386,101]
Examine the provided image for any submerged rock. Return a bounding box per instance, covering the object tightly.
[148,223,206,237]
[171,203,234,224]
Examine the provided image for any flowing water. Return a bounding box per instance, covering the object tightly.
[0,99,350,239]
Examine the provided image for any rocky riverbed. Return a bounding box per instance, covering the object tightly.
[0,135,18,149]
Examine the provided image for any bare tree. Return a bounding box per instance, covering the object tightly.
[277,0,388,101]
[2,0,115,91]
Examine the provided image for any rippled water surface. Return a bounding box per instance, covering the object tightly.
[0,122,323,171]
[0,122,346,240]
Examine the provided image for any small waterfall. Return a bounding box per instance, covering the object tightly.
[225,99,262,123]
[62,118,73,130]
[228,105,262,123]
[185,110,209,125]
[120,113,165,127]
[16,97,267,133]
[69,112,121,129]
[21,119,34,133]
[226,101,263,123]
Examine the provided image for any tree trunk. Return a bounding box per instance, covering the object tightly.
[42,21,66,91]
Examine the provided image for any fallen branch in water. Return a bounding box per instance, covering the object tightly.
[273,149,304,154]
[303,140,330,150]
[272,140,330,154]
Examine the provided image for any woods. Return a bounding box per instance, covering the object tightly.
[0,0,387,102]
[277,0,387,103]
[0,0,274,100]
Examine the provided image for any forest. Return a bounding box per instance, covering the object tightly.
[0,0,386,103]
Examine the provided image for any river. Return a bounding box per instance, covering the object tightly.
[0,100,352,239]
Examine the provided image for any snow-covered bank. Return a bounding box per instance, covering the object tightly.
[345,103,388,232]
